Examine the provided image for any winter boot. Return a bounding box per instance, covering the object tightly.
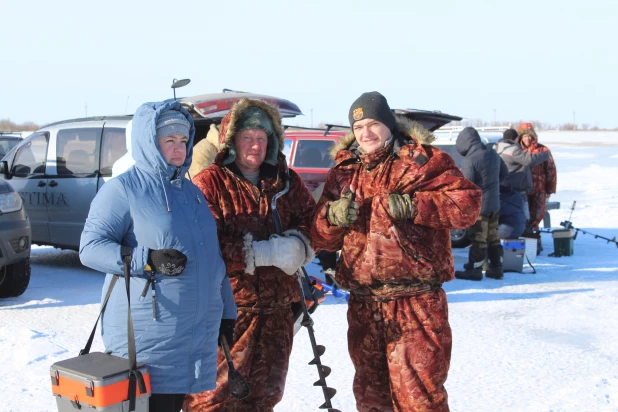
[455,246,486,281]
[455,267,483,281]
[485,243,504,279]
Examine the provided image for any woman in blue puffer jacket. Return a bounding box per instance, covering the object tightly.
[79,101,236,412]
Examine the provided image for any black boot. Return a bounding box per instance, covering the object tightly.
[455,267,483,281]
[485,243,504,279]
[455,246,486,281]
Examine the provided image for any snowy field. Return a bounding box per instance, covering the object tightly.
[1,142,618,411]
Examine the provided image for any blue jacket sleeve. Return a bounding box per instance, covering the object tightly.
[79,178,149,276]
[220,275,237,319]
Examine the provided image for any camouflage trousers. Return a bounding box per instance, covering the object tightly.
[183,305,294,412]
[347,288,452,412]
[527,192,547,230]
[468,211,500,248]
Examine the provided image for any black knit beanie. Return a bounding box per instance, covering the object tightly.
[348,91,396,132]
[503,128,518,141]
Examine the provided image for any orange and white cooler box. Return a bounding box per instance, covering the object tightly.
[51,352,150,411]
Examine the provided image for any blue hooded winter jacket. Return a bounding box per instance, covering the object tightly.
[79,101,236,394]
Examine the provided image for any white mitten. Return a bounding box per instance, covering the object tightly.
[252,234,308,275]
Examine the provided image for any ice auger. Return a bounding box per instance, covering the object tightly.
[271,177,340,412]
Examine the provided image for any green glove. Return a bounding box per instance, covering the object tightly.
[388,193,416,221]
[328,191,360,227]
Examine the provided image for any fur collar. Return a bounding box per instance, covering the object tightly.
[328,114,435,160]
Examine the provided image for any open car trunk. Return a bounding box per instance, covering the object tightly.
[179,91,303,146]
[392,109,462,132]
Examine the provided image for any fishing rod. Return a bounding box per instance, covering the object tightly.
[556,201,617,247]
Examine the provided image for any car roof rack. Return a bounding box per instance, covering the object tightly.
[40,115,133,129]
[0,131,25,136]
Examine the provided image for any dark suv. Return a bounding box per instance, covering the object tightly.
[0,132,31,297]
[0,178,31,297]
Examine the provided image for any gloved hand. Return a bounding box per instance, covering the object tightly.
[218,318,236,346]
[147,249,187,276]
[388,193,416,221]
[252,235,307,275]
[327,190,360,227]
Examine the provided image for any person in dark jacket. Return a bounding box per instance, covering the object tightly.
[454,127,508,280]
[495,129,549,198]
[498,184,527,239]
[494,128,550,243]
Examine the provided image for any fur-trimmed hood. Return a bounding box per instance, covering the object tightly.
[328,114,435,160]
[217,98,284,166]
[516,122,538,142]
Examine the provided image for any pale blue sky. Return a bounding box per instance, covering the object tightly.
[2,0,617,128]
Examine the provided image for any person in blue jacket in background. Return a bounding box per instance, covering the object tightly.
[79,101,236,412]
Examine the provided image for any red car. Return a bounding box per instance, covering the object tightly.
[283,127,346,193]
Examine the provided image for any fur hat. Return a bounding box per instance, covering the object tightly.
[348,91,396,132]
[517,122,538,141]
[156,109,191,140]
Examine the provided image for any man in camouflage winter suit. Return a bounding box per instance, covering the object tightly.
[311,92,482,412]
[517,122,557,252]
[184,98,316,411]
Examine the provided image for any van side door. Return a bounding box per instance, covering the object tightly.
[97,126,127,191]
[46,126,102,249]
[7,132,51,244]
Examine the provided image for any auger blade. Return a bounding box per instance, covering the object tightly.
[322,387,336,400]
[309,345,326,365]
[319,388,339,409]
[313,369,333,387]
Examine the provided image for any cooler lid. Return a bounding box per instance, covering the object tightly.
[52,352,146,381]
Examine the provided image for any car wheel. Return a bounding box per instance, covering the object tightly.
[0,257,31,298]
[451,229,471,248]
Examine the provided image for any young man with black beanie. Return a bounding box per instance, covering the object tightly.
[312,91,482,411]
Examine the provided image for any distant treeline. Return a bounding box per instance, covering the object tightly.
[448,119,618,131]
[0,118,39,131]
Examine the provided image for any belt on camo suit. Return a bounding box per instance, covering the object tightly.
[237,304,291,315]
[350,282,442,302]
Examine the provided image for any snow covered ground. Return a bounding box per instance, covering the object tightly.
[1,143,618,412]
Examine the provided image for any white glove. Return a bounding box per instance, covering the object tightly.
[252,233,311,276]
